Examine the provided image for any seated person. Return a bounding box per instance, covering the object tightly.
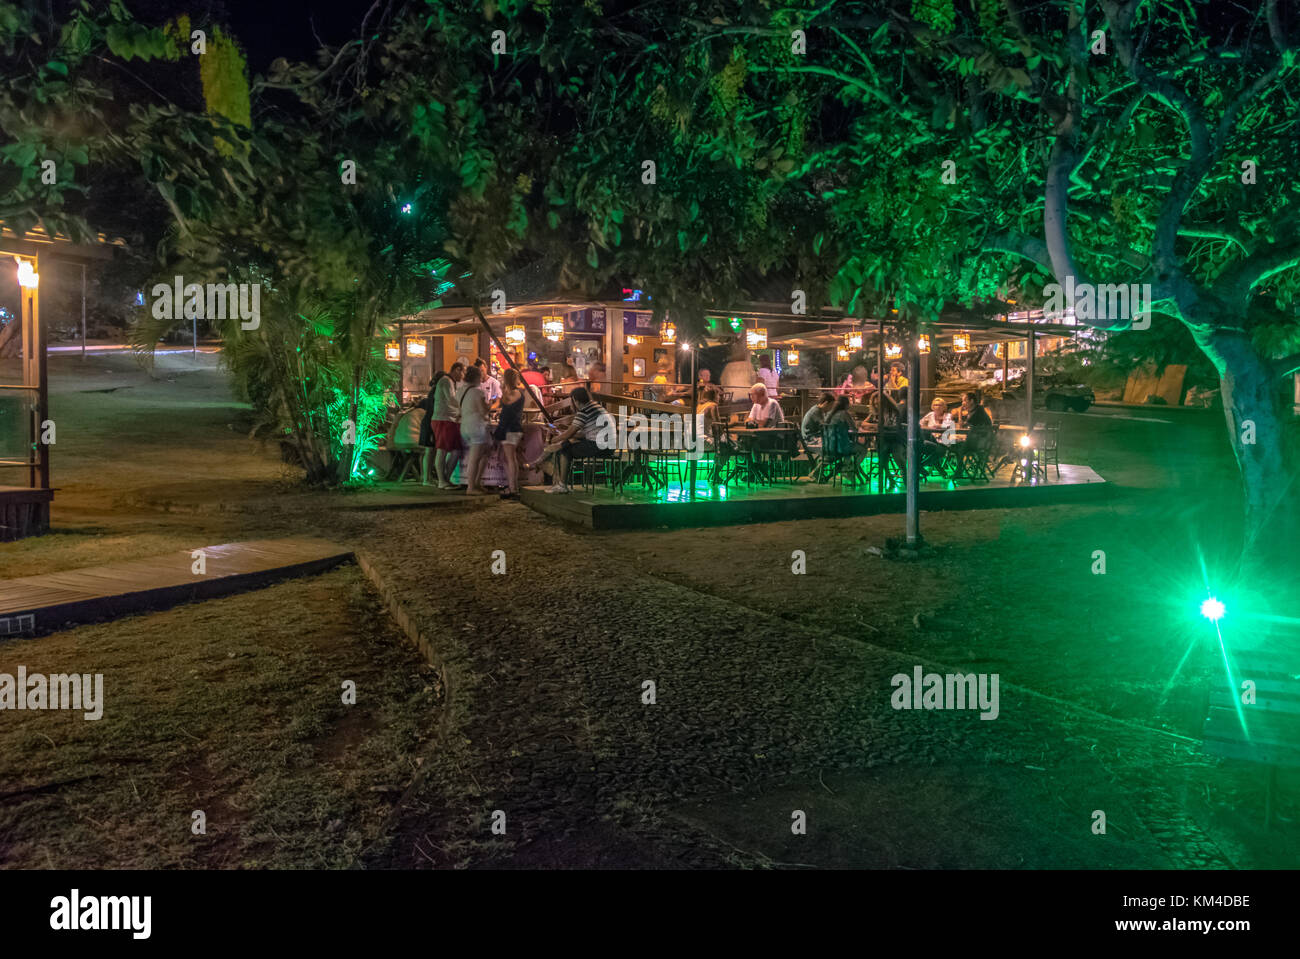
[821,396,857,458]
[524,386,614,493]
[863,390,901,429]
[801,391,836,445]
[920,398,956,442]
[956,391,994,433]
[695,384,724,441]
[744,383,785,427]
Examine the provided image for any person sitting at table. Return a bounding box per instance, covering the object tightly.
[887,362,909,398]
[840,364,873,403]
[695,384,724,440]
[956,391,994,432]
[920,398,955,437]
[585,361,608,396]
[523,386,614,494]
[744,383,784,427]
[864,390,901,429]
[801,391,836,444]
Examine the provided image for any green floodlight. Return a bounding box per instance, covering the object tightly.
[401,203,412,214]
[1201,597,1226,622]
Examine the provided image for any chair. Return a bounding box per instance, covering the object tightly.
[385,407,426,482]
[963,427,998,482]
[754,425,800,483]
[571,451,616,492]
[1036,417,1061,479]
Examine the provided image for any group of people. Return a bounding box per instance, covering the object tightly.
[798,389,995,476]
[419,357,530,498]
[838,361,910,404]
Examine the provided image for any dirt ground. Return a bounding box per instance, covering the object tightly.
[1,351,1296,869]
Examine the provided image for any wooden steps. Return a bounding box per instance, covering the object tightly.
[0,538,353,637]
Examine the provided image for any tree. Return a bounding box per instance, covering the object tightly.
[722,0,1299,557]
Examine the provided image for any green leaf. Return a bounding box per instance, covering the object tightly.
[586,242,599,268]
[46,60,68,76]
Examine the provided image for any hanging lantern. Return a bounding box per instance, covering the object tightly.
[626,334,640,347]
[836,346,851,361]
[953,331,972,353]
[505,324,526,345]
[660,322,676,345]
[406,338,427,358]
[786,350,800,366]
[543,316,564,341]
[844,330,862,351]
[746,327,767,349]
[917,334,931,354]
[384,341,401,362]
[885,342,902,360]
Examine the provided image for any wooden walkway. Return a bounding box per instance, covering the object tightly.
[0,538,353,637]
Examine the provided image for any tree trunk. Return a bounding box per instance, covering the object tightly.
[1194,326,1296,560]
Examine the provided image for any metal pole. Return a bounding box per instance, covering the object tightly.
[877,317,885,493]
[905,335,921,547]
[1027,328,1035,428]
[689,341,697,501]
[80,262,86,359]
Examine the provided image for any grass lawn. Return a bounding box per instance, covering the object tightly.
[0,567,442,869]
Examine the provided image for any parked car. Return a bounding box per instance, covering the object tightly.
[1000,373,1095,412]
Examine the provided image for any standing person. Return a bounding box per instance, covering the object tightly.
[494,368,527,499]
[475,357,502,410]
[430,362,465,489]
[719,337,756,401]
[418,372,444,486]
[457,365,491,495]
[522,358,548,392]
[586,361,608,395]
[756,354,779,394]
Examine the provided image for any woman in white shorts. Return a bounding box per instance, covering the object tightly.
[493,368,528,499]
[457,366,491,494]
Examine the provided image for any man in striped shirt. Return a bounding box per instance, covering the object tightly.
[524,387,615,493]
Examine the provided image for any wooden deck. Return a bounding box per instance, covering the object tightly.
[0,538,353,637]
[520,463,1107,530]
